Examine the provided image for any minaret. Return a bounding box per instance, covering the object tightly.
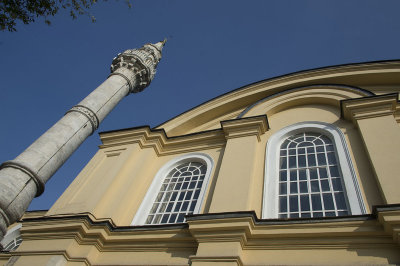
[0,40,166,239]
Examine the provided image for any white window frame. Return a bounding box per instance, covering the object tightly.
[263,121,366,219]
[1,223,22,251]
[131,153,214,225]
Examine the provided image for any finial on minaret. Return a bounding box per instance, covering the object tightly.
[153,38,167,52]
[110,40,166,93]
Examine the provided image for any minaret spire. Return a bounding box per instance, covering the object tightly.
[153,39,167,51]
[0,41,165,240]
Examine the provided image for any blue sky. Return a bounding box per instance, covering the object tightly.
[1,1,400,210]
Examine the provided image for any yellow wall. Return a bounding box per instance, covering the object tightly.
[5,61,400,265]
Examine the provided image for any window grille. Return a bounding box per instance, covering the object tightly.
[145,161,207,224]
[278,132,349,218]
[2,235,22,252]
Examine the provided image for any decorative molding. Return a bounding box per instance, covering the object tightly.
[221,115,269,141]
[157,60,400,135]
[99,126,226,156]
[16,206,400,264]
[65,105,99,134]
[394,103,400,124]
[341,94,399,123]
[104,147,126,157]
[110,41,165,93]
[238,84,374,118]
[189,255,243,266]
[20,214,196,253]
[0,161,44,197]
[187,206,400,249]
[4,251,90,265]
[108,68,135,91]
[0,209,9,235]
[377,209,400,245]
[99,116,269,155]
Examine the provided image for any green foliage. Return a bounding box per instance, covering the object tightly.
[0,0,131,31]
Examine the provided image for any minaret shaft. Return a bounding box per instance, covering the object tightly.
[0,41,165,240]
[14,74,129,184]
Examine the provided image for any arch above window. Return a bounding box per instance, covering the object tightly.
[131,153,214,225]
[263,122,365,219]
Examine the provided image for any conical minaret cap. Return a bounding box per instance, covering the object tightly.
[152,38,167,52]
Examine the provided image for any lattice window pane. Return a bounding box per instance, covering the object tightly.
[145,162,206,225]
[278,132,350,218]
[3,235,22,251]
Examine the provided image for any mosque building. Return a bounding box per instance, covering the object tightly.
[1,41,400,265]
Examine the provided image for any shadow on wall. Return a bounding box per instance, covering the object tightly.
[202,147,225,213]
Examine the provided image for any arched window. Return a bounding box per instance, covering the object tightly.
[132,153,213,225]
[0,224,22,252]
[263,122,365,219]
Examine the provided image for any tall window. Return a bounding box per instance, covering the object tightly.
[278,132,349,218]
[145,161,206,224]
[263,122,365,219]
[132,153,213,225]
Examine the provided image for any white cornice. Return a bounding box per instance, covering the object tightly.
[341,94,399,122]
[99,116,269,155]
[157,61,400,136]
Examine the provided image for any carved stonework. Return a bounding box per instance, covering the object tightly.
[0,161,45,197]
[66,105,99,134]
[110,40,165,93]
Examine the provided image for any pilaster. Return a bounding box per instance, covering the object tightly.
[376,205,400,245]
[341,94,400,204]
[187,213,250,266]
[209,116,268,213]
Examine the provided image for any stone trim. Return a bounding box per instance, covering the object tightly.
[374,204,400,244]
[109,42,165,93]
[21,204,400,233]
[395,104,400,123]
[17,205,400,264]
[99,126,226,156]
[20,215,196,253]
[99,116,269,155]
[189,256,243,266]
[341,93,399,123]
[186,210,374,225]
[108,71,134,92]
[238,84,374,118]
[21,212,190,232]
[0,209,9,235]
[0,161,44,197]
[156,60,400,134]
[187,205,400,246]
[221,115,269,141]
[374,204,400,213]
[65,105,100,134]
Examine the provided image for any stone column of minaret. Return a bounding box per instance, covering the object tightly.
[0,40,166,240]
